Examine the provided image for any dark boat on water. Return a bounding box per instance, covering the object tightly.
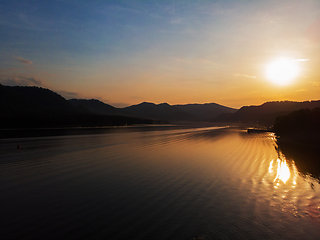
[247,128,271,133]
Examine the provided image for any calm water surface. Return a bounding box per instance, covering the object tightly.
[0,126,320,239]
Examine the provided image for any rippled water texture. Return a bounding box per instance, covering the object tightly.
[1,127,320,239]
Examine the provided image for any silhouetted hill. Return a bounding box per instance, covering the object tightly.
[174,103,237,120]
[212,100,320,126]
[122,102,237,122]
[0,84,239,128]
[0,85,164,128]
[123,102,196,122]
[274,108,320,179]
[273,108,320,139]
[68,99,130,116]
[0,84,75,117]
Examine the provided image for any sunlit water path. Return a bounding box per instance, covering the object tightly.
[0,127,319,239]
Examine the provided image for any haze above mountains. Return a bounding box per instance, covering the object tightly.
[1,84,320,128]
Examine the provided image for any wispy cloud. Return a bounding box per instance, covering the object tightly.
[57,90,80,99]
[305,18,320,43]
[293,59,309,62]
[131,96,143,99]
[0,7,53,31]
[233,73,257,79]
[14,56,32,64]
[197,59,217,66]
[99,5,141,15]
[170,18,182,24]
[1,76,46,87]
[171,57,216,65]
[295,89,307,92]
[171,57,192,64]
[198,3,234,16]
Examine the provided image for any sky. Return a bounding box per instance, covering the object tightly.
[1,0,320,108]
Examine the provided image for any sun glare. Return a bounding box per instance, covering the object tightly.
[266,58,299,86]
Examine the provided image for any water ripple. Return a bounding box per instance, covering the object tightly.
[1,126,320,239]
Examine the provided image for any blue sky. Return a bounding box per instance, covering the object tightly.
[1,0,320,107]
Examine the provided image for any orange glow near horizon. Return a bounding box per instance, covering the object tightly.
[1,1,319,109]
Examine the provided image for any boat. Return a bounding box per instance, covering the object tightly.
[247,128,270,133]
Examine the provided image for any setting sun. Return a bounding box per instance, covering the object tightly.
[266,58,299,86]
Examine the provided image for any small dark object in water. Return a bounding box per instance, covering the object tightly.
[17,145,20,149]
[247,128,269,133]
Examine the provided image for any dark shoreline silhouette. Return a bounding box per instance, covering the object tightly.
[0,84,166,129]
[0,84,238,129]
[213,100,320,126]
[273,108,320,146]
[2,83,320,138]
[272,108,320,180]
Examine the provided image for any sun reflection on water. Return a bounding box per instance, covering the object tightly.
[268,160,274,174]
[268,156,297,187]
[275,159,290,184]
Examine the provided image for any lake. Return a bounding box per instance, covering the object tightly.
[1,126,319,239]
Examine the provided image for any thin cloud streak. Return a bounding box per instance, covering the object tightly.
[14,56,33,64]
[171,18,182,24]
[293,59,309,62]
[2,76,46,87]
[57,90,80,99]
[233,73,257,79]
[171,57,216,65]
[171,57,192,64]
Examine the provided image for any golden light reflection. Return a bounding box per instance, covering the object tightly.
[269,157,296,186]
[269,160,274,173]
[291,162,298,187]
[275,159,290,183]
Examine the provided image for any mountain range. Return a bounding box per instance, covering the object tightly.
[68,99,238,122]
[69,99,129,116]
[1,84,320,128]
[212,100,320,126]
[0,85,159,128]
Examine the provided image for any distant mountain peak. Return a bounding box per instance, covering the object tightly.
[158,102,170,106]
[68,98,130,116]
[137,102,156,106]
